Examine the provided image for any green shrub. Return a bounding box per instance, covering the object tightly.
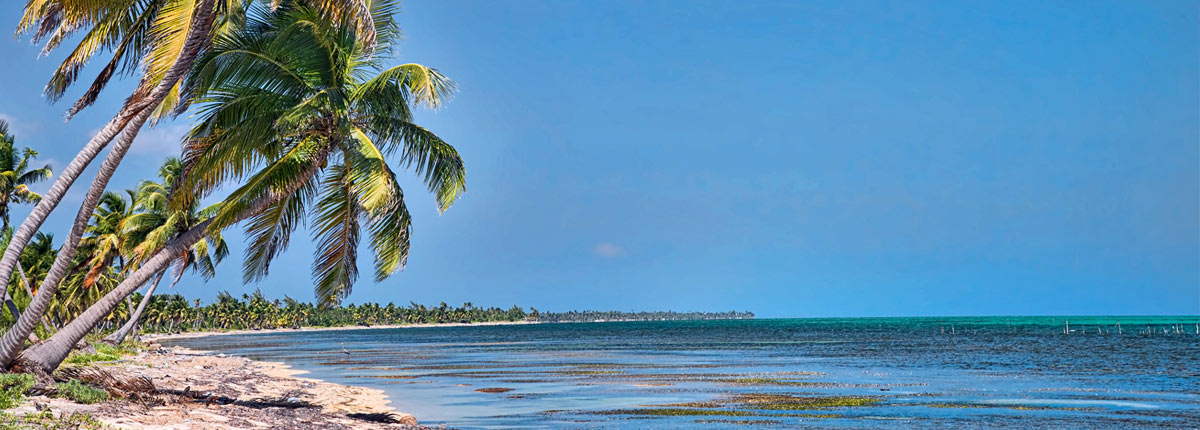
[64,341,141,366]
[54,381,108,405]
[0,409,110,429]
[90,343,134,358]
[0,374,34,409]
[62,352,119,365]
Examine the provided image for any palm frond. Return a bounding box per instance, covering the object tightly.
[370,118,464,212]
[310,164,359,308]
[241,173,315,283]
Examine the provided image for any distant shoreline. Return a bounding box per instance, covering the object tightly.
[145,319,538,342]
[142,315,1200,344]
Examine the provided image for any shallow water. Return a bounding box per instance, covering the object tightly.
[162,317,1200,429]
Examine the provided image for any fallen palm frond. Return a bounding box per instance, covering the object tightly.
[54,365,158,405]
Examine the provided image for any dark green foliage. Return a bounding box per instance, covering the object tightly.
[0,409,109,429]
[0,373,34,409]
[131,290,752,333]
[54,381,108,404]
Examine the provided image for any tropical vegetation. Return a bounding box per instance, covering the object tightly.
[93,290,755,334]
[0,0,387,371]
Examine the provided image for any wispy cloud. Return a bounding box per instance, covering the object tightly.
[593,242,626,258]
[83,123,188,159]
[130,124,189,157]
[0,113,40,138]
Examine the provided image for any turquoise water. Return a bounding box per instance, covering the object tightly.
[162,317,1200,429]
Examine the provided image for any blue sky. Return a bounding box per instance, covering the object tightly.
[0,0,1196,317]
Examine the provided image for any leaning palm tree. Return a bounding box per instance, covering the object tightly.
[16,1,464,372]
[0,0,225,368]
[0,0,379,369]
[104,158,227,344]
[178,0,461,307]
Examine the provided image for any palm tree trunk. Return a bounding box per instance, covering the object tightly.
[103,270,167,344]
[2,293,39,343]
[16,262,55,333]
[0,0,218,370]
[0,107,152,368]
[16,145,327,372]
[0,115,145,310]
[17,218,204,372]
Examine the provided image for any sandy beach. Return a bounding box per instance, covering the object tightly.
[6,321,537,428]
[9,341,437,429]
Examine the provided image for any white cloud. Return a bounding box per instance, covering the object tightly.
[593,242,626,258]
[0,113,40,138]
[130,124,189,157]
[85,123,188,159]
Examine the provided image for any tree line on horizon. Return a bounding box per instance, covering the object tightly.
[0,0,467,375]
[535,310,755,323]
[100,290,756,334]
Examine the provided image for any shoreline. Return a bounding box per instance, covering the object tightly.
[144,319,538,342]
[10,342,432,429]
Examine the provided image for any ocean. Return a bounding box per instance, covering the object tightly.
[161,317,1200,429]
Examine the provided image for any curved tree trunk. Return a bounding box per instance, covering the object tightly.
[18,220,206,372]
[0,0,219,369]
[2,293,38,344]
[17,145,328,372]
[0,113,148,309]
[16,262,55,333]
[103,270,168,344]
[0,107,153,368]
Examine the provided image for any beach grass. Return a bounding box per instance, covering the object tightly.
[0,374,34,409]
[54,380,109,404]
[63,341,141,365]
[0,410,109,429]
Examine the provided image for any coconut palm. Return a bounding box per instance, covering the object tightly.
[0,0,224,368]
[76,192,135,290]
[0,0,378,368]
[0,121,53,232]
[104,158,228,344]
[16,1,463,372]
[178,0,461,307]
[0,121,52,328]
[45,192,133,327]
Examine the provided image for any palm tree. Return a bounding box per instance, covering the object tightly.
[0,0,223,368]
[0,0,380,368]
[0,121,53,231]
[104,158,227,344]
[76,192,135,290]
[178,0,461,307]
[17,233,58,334]
[0,120,52,329]
[16,1,464,372]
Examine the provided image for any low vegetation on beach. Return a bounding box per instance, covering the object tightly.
[0,410,110,430]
